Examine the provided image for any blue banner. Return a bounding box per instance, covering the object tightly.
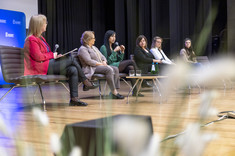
[0,9,26,85]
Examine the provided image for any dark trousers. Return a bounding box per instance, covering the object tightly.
[119,60,139,94]
[47,56,87,98]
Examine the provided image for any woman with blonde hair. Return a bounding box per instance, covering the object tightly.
[150,36,174,65]
[78,31,124,99]
[150,36,175,75]
[24,14,98,106]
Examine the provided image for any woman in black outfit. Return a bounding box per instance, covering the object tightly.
[134,35,162,87]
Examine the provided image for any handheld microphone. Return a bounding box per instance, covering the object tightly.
[54,44,59,52]
[114,42,121,54]
[114,42,119,46]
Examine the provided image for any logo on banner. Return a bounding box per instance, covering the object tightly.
[0,19,6,24]
[5,32,14,38]
[13,19,21,25]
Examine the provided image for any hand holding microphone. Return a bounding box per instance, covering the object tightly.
[53,44,62,59]
[114,42,125,53]
[120,45,125,53]
[113,42,121,52]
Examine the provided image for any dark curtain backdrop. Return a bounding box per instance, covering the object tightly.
[38,0,225,59]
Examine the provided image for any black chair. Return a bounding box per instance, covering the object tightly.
[0,45,69,111]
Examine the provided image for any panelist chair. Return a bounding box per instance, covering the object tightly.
[0,45,69,111]
[78,73,107,99]
[73,52,131,97]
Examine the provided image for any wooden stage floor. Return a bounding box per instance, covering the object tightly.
[0,81,235,156]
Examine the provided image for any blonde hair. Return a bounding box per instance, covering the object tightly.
[27,14,47,38]
[151,36,163,49]
[80,31,95,46]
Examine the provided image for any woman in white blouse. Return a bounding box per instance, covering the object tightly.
[150,36,175,65]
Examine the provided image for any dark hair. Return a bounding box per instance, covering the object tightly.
[183,38,196,60]
[104,30,116,56]
[136,35,148,48]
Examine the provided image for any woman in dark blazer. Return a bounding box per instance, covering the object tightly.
[134,35,162,87]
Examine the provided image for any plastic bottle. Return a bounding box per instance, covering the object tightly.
[151,62,156,74]
[155,62,159,75]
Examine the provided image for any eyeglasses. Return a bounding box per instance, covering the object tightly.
[156,41,162,43]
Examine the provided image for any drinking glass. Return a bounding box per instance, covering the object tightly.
[136,70,141,76]
[129,70,135,76]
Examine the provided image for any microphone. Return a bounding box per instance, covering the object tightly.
[114,42,119,46]
[114,42,121,54]
[54,44,59,52]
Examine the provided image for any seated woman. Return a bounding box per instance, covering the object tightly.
[134,35,162,87]
[78,31,124,99]
[150,36,175,74]
[180,38,201,67]
[100,30,142,96]
[150,36,175,64]
[24,14,98,107]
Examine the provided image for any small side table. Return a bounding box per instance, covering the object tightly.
[126,75,168,104]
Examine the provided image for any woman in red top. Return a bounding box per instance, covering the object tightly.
[24,14,98,106]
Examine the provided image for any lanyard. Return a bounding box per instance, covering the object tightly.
[40,37,50,52]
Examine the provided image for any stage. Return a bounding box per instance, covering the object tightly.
[0,80,235,155]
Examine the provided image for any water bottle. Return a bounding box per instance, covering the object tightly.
[155,62,159,75]
[151,62,156,74]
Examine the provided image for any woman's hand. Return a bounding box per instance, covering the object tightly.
[120,45,125,53]
[153,59,162,63]
[96,61,108,66]
[114,46,121,52]
[102,61,107,66]
[53,52,63,59]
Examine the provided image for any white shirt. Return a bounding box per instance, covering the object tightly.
[150,48,173,65]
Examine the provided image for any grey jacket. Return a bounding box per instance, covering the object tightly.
[78,45,107,79]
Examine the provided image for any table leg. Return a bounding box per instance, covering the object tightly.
[135,79,143,101]
[153,79,161,97]
[126,78,140,104]
[154,78,168,103]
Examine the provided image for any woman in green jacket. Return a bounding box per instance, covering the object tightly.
[100,30,143,96]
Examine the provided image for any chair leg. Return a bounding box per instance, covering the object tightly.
[33,87,39,103]
[37,84,46,111]
[97,80,102,99]
[103,81,107,96]
[0,85,17,102]
[57,81,70,93]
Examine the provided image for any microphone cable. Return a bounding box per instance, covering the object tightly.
[160,111,234,142]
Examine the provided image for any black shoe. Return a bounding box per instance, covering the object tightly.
[83,82,99,91]
[132,92,144,97]
[109,93,125,99]
[142,81,153,88]
[69,98,88,106]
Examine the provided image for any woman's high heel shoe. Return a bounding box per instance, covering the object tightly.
[83,79,99,91]
[109,92,125,99]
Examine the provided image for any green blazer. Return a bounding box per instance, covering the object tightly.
[100,45,124,67]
